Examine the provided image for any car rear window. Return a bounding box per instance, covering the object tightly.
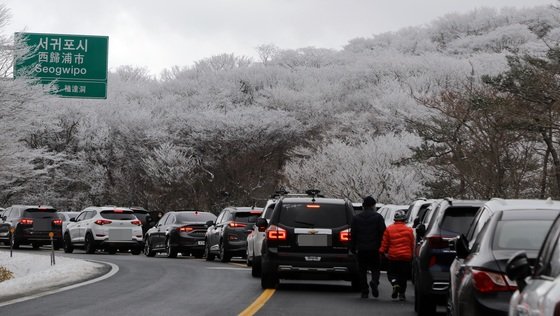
[440,207,479,235]
[176,212,216,223]
[101,210,136,220]
[23,209,58,219]
[493,220,553,250]
[234,212,262,223]
[279,203,348,228]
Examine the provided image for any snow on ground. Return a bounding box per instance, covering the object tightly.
[0,250,103,298]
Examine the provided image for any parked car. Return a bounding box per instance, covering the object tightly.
[247,191,311,276]
[406,199,438,228]
[0,205,63,249]
[413,198,485,315]
[144,210,216,258]
[257,192,359,290]
[57,211,81,238]
[507,213,560,316]
[205,206,263,262]
[448,199,560,316]
[63,206,143,255]
[378,204,409,227]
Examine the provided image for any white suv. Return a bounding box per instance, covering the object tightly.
[63,206,143,255]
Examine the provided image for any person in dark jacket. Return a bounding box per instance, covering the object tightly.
[350,196,386,298]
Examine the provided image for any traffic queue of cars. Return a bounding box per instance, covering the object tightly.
[1,194,559,315]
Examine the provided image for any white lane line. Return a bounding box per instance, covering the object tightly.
[0,260,119,308]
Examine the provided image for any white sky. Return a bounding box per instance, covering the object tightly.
[2,0,556,76]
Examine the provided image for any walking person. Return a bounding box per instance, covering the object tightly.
[379,210,414,301]
[350,196,386,298]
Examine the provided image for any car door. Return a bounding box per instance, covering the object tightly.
[152,213,170,249]
[208,210,226,251]
[0,208,11,242]
[71,211,88,242]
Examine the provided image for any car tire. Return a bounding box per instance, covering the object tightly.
[205,243,215,261]
[32,242,41,249]
[415,281,436,316]
[84,233,96,254]
[219,242,230,263]
[261,259,278,289]
[166,238,178,258]
[144,239,156,257]
[251,256,262,278]
[131,248,141,255]
[10,233,20,249]
[63,234,74,253]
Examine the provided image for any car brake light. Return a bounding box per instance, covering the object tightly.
[20,218,33,225]
[266,225,287,240]
[229,222,247,228]
[114,209,124,213]
[52,219,63,226]
[250,210,262,214]
[471,268,517,293]
[94,219,112,225]
[178,226,193,232]
[306,204,320,208]
[340,229,351,242]
[131,220,142,226]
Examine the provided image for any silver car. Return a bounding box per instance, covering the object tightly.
[507,213,560,316]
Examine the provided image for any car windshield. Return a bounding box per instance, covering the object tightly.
[440,207,479,235]
[234,212,262,223]
[23,209,58,219]
[493,220,553,250]
[279,203,348,228]
[100,210,136,220]
[176,212,216,223]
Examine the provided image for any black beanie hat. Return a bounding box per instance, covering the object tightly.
[363,196,376,207]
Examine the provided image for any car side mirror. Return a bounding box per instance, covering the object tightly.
[415,224,426,239]
[506,251,531,292]
[70,217,76,222]
[256,218,268,232]
[454,234,469,259]
[206,220,215,228]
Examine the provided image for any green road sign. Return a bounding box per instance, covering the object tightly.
[14,32,108,99]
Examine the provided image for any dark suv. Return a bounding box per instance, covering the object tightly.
[257,194,358,289]
[205,206,263,262]
[413,198,485,315]
[0,205,63,249]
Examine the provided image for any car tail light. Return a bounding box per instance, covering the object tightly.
[114,209,124,213]
[427,235,450,249]
[19,218,33,225]
[229,222,247,228]
[52,219,63,226]
[339,229,351,242]
[266,225,287,240]
[471,268,517,293]
[178,226,193,232]
[131,220,142,226]
[94,219,112,225]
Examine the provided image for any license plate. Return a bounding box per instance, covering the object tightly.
[297,234,328,247]
[108,229,132,241]
[197,240,205,245]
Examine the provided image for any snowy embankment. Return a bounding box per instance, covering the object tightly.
[0,250,104,299]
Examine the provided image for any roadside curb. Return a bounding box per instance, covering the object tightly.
[0,259,119,307]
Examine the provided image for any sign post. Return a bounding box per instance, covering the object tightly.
[49,232,56,265]
[9,227,15,258]
[14,32,109,99]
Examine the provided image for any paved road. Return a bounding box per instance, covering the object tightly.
[0,247,439,316]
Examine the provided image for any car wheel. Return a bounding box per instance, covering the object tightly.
[144,239,156,257]
[219,242,230,263]
[251,256,262,278]
[205,243,215,261]
[84,233,96,254]
[32,242,41,249]
[261,258,278,289]
[131,248,141,255]
[63,234,74,253]
[166,238,178,258]
[415,281,436,316]
[10,233,20,249]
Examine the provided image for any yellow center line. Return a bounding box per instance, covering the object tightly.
[238,289,276,316]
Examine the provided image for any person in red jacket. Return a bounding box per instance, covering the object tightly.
[379,210,414,301]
